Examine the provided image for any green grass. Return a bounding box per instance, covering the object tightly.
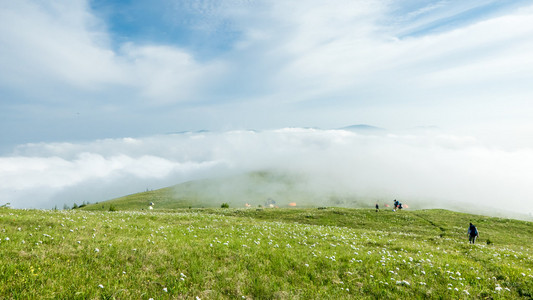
[1,207,532,299]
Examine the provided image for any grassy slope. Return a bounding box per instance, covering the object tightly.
[81,171,377,212]
[80,171,533,222]
[1,207,532,299]
[204,208,533,252]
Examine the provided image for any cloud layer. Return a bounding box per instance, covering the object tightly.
[1,129,532,218]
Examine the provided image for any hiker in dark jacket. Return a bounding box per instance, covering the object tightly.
[375,203,379,212]
[468,223,479,244]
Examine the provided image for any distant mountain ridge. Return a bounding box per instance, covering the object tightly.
[164,125,387,136]
[338,124,386,131]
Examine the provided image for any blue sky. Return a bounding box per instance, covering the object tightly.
[2,0,533,212]
[89,0,241,57]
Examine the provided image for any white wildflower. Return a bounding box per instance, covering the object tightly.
[163,288,168,292]
[98,284,104,289]
[396,280,410,286]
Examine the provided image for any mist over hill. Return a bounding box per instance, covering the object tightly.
[80,170,532,221]
[83,171,375,211]
[2,126,533,219]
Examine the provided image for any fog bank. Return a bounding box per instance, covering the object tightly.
[1,128,532,218]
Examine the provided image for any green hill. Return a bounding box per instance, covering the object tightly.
[81,171,533,222]
[81,171,373,211]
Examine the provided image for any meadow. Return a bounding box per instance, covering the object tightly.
[1,207,532,299]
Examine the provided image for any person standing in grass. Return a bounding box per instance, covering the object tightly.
[375,203,379,212]
[468,223,479,244]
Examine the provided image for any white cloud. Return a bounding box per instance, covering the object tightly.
[120,44,226,103]
[0,145,222,208]
[217,1,533,126]
[0,0,123,90]
[2,129,533,218]
[0,0,223,104]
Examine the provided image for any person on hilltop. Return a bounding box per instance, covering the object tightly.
[375,203,379,212]
[468,223,479,244]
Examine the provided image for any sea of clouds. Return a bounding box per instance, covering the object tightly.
[1,128,532,217]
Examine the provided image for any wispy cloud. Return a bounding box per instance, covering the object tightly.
[0,0,223,104]
[2,0,533,142]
